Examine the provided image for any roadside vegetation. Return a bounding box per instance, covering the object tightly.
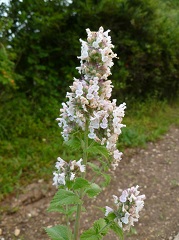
[0,98,178,200]
[0,0,179,200]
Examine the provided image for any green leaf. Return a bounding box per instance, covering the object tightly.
[110,222,124,240]
[87,143,109,159]
[85,183,101,198]
[93,218,109,236]
[80,218,111,240]
[66,205,77,216]
[105,212,116,222]
[48,189,82,209]
[73,177,90,190]
[45,225,72,240]
[64,136,82,150]
[65,179,74,190]
[80,227,102,240]
[47,205,66,214]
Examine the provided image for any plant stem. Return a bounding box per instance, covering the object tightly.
[74,124,88,240]
[66,205,69,226]
[74,203,82,240]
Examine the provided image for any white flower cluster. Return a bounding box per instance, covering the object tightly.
[76,27,117,80]
[105,185,145,231]
[53,157,85,187]
[57,27,126,169]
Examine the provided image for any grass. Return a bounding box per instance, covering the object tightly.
[118,99,179,149]
[0,96,179,200]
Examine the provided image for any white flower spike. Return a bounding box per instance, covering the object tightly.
[56,27,126,169]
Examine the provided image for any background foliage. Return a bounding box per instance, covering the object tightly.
[0,0,179,198]
[1,0,179,100]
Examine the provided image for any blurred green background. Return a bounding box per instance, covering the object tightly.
[0,0,179,199]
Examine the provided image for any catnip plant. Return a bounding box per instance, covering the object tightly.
[45,27,145,240]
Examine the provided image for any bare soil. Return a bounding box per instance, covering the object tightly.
[0,126,179,240]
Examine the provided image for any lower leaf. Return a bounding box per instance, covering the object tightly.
[110,222,124,240]
[80,227,102,240]
[45,225,72,240]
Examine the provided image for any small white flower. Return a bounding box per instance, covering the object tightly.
[58,172,66,185]
[76,158,85,172]
[92,41,99,48]
[86,93,94,100]
[128,193,136,203]
[119,190,128,203]
[75,82,83,97]
[113,195,119,204]
[79,39,89,59]
[90,117,100,129]
[52,172,66,186]
[105,206,114,216]
[113,150,122,160]
[88,130,96,139]
[55,157,66,170]
[70,172,75,181]
[100,117,108,129]
[70,160,77,171]
[52,172,59,187]
[121,212,130,224]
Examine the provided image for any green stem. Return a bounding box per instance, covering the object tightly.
[74,124,89,240]
[66,205,70,226]
[74,203,82,240]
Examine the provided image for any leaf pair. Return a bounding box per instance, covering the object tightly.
[48,179,102,213]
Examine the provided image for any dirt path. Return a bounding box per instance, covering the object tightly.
[0,126,179,240]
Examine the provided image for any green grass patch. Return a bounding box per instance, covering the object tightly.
[119,99,179,149]
[0,96,179,200]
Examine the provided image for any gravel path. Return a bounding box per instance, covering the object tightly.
[0,126,179,240]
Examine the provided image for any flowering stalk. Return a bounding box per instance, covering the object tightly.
[45,27,145,240]
[74,123,89,240]
[56,26,126,170]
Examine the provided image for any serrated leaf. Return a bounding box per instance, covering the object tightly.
[47,205,66,214]
[86,183,101,197]
[110,222,124,240]
[73,177,90,190]
[80,227,102,240]
[87,144,109,159]
[66,205,77,216]
[65,179,74,190]
[94,218,109,236]
[49,189,82,209]
[45,225,72,240]
[64,137,81,150]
